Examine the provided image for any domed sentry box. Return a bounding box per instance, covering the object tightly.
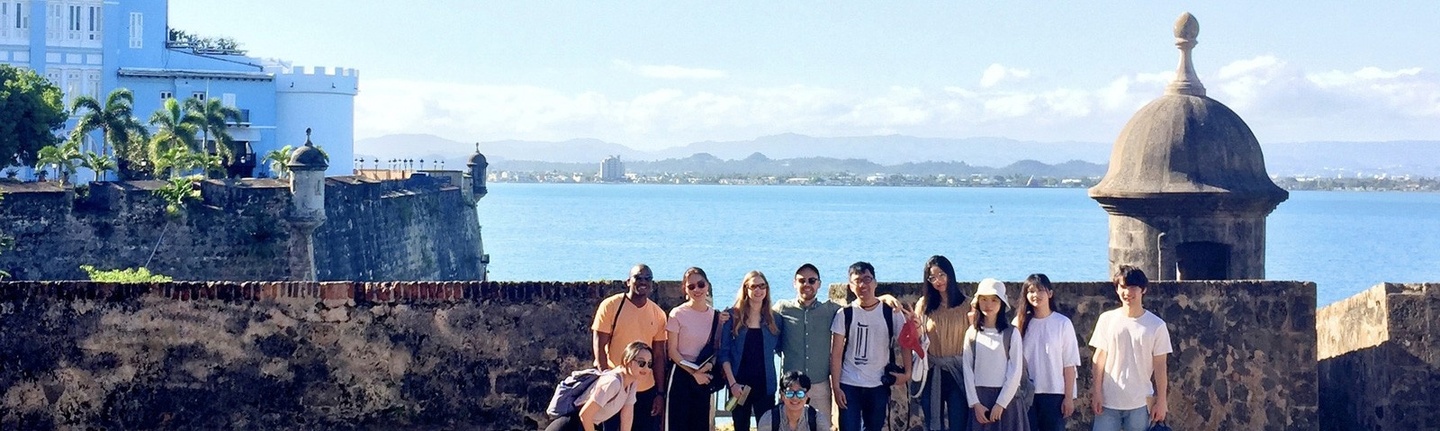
[1088,13,1288,281]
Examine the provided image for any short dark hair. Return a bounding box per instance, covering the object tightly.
[1114,265,1148,289]
[795,263,820,277]
[848,261,875,278]
[780,370,811,389]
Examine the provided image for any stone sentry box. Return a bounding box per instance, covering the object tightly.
[0,279,1315,430]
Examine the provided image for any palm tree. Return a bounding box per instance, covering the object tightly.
[80,150,116,182]
[152,146,191,180]
[147,98,201,177]
[262,145,294,179]
[183,97,241,166]
[70,89,150,180]
[36,139,84,185]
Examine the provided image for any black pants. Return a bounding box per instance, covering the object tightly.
[544,413,588,431]
[667,364,714,431]
[603,387,658,431]
[731,384,774,431]
[1028,393,1066,431]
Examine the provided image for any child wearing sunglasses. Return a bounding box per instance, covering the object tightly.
[757,371,831,431]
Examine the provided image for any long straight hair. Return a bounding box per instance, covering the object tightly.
[680,266,712,307]
[732,270,779,335]
[921,255,965,314]
[1016,273,1058,336]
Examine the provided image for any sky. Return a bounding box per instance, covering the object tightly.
[170,1,1440,151]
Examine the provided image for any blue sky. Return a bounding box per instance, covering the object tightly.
[171,1,1440,150]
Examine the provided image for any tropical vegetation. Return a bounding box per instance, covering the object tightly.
[70,88,149,179]
[0,65,68,167]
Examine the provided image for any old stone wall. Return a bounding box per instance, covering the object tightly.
[1317,283,1439,430]
[0,181,296,281]
[870,280,1317,431]
[314,176,484,281]
[0,279,1315,430]
[0,176,483,282]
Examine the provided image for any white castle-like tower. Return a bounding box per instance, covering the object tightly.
[269,65,359,177]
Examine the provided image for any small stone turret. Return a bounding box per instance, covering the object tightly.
[466,143,488,204]
[1088,13,1288,281]
[286,128,329,281]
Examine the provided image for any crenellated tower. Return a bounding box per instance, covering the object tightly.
[269,65,359,177]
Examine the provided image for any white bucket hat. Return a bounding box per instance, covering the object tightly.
[973,278,1009,308]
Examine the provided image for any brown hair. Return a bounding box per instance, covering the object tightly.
[731,270,779,335]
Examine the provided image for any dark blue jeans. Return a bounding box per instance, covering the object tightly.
[1028,393,1065,431]
[916,367,968,431]
[839,383,890,431]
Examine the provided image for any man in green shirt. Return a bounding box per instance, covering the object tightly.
[774,263,842,428]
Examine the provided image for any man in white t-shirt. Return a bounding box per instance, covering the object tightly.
[829,261,909,431]
[1088,265,1172,431]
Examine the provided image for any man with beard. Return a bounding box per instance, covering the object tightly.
[592,264,669,431]
[774,263,842,428]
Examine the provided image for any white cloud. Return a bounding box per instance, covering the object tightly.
[613,60,727,80]
[979,63,1031,88]
[355,56,1440,149]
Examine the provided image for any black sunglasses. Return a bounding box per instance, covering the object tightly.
[635,359,652,368]
[796,277,819,285]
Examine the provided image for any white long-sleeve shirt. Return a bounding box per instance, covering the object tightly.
[961,325,1024,409]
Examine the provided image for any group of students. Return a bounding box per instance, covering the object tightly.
[547,258,1172,431]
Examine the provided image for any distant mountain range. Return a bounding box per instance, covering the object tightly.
[355,133,1440,177]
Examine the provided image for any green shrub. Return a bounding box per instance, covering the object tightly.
[80,265,173,283]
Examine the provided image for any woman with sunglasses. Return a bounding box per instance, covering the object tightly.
[913,255,972,431]
[545,341,654,431]
[721,270,784,431]
[757,371,831,431]
[665,267,725,431]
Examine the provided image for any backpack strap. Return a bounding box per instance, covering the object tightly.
[842,304,898,365]
[771,404,781,430]
[808,405,818,431]
[603,294,628,354]
[842,307,854,358]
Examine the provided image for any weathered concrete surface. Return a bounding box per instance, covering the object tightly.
[314,175,485,281]
[1318,283,1439,430]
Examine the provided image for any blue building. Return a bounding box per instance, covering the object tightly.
[0,0,356,177]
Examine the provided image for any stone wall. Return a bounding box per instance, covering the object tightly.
[314,176,484,281]
[0,279,1315,430]
[1317,283,1439,430]
[0,176,483,282]
[0,180,296,281]
[870,280,1317,431]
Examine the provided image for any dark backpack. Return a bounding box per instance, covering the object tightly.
[547,294,629,417]
[769,404,819,431]
[842,303,897,367]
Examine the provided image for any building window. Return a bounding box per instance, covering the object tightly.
[128,12,141,48]
[87,5,99,41]
[15,2,28,30]
[85,71,100,99]
[160,91,172,100]
[45,3,59,42]
[192,92,205,101]
[222,93,236,107]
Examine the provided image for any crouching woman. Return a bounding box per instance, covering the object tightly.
[547,341,654,431]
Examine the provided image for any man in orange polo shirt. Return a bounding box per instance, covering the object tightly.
[592,264,669,431]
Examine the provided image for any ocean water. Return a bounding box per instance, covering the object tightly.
[475,183,1440,308]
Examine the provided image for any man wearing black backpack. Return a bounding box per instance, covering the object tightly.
[829,262,910,431]
[591,264,669,431]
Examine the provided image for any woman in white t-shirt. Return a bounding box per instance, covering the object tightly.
[961,278,1028,431]
[1015,273,1081,431]
[546,341,652,431]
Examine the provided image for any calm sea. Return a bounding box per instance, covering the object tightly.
[475,183,1440,307]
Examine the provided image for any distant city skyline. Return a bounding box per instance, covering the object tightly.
[171,1,1440,150]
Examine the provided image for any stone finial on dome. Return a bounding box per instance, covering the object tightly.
[1166,12,1206,97]
[288,127,330,170]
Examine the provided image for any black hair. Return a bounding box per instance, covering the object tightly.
[780,370,811,389]
[1016,273,1057,336]
[848,261,875,278]
[971,296,1012,333]
[1114,265,1149,289]
[921,255,965,314]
